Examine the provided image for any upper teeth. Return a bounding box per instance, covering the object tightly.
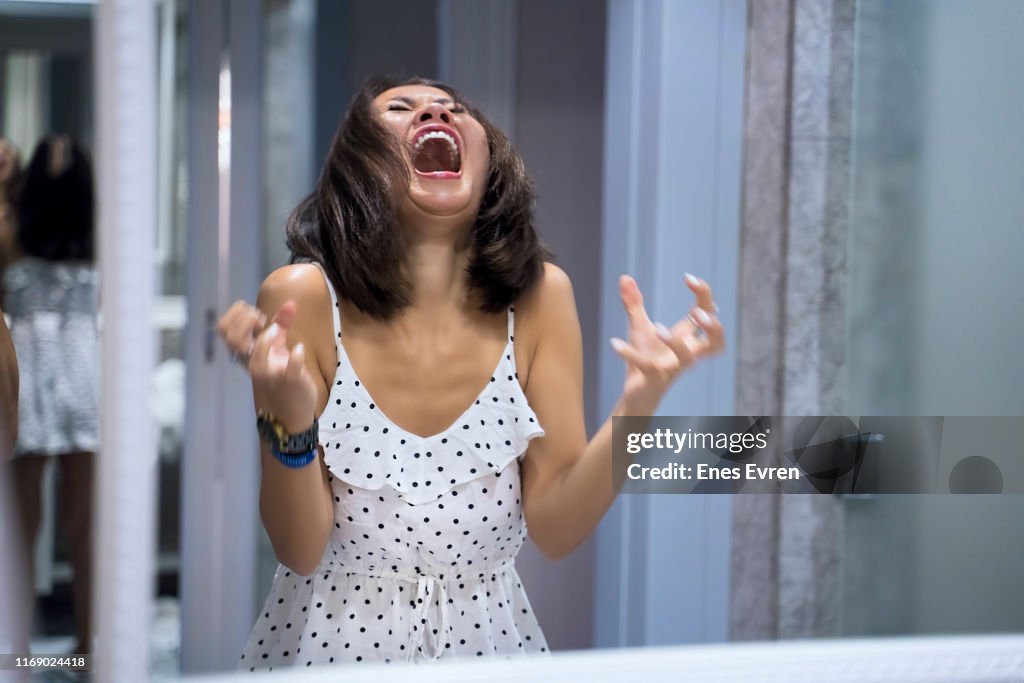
[413,130,460,167]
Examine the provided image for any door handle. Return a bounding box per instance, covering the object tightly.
[204,308,217,362]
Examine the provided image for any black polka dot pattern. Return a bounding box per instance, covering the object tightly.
[314,296,543,506]
[238,264,550,670]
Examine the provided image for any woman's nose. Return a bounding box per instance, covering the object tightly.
[418,102,451,124]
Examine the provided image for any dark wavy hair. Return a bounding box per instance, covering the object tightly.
[16,135,95,262]
[286,75,552,319]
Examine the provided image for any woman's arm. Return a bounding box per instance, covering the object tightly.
[0,307,17,459]
[521,264,724,560]
[249,265,336,576]
[0,206,20,302]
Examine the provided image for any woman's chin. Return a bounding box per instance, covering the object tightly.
[405,185,478,220]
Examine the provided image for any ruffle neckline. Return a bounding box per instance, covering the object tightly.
[317,349,544,506]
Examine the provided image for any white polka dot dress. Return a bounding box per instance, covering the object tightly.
[238,264,550,671]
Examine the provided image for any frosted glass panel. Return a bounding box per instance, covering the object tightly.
[846,0,1024,417]
[841,0,1024,636]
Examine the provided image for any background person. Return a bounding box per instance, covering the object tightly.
[1,135,99,656]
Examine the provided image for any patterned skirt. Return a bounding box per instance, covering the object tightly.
[2,258,99,456]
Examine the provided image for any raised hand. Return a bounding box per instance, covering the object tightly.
[217,300,269,367]
[610,273,725,412]
[245,301,319,433]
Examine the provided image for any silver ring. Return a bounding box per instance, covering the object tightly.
[232,341,255,366]
[688,314,707,338]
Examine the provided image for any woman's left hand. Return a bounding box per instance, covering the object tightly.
[610,273,725,412]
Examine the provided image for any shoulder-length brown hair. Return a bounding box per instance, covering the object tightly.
[286,75,552,319]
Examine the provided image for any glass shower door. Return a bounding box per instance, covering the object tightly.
[841,0,1024,636]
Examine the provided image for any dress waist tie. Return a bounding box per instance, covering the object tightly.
[407,574,450,661]
[320,558,516,661]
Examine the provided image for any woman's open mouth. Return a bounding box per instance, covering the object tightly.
[411,125,462,179]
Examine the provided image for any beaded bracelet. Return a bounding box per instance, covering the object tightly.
[269,445,317,468]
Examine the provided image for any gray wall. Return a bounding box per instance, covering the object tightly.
[313,0,438,171]
[510,0,607,652]
[264,0,315,272]
[515,0,605,442]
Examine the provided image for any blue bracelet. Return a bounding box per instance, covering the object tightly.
[269,445,317,468]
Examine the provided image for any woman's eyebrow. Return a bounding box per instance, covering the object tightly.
[390,95,455,106]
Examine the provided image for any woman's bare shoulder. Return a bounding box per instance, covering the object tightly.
[515,262,578,372]
[513,262,581,392]
[257,263,330,313]
[516,261,576,324]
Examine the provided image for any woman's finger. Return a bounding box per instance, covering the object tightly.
[684,273,718,315]
[618,275,652,331]
[228,311,264,357]
[688,307,726,357]
[285,342,307,383]
[217,300,249,339]
[674,314,702,341]
[270,300,297,332]
[609,337,657,374]
[654,322,697,367]
[249,322,283,375]
[218,301,267,364]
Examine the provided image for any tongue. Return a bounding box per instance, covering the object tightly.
[414,138,455,173]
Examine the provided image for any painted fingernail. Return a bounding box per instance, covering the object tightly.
[713,302,720,314]
[654,322,673,342]
[685,273,702,287]
[696,308,713,325]
[610,337,627,352]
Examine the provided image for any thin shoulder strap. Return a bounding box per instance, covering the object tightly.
[310,261,342,346]
[507,305,515,343]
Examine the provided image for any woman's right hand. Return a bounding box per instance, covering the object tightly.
[217,300,267,366]
[243,300,319,433]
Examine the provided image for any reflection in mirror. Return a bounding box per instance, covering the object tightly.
[0,0,98,666]
[76,0,1024,681]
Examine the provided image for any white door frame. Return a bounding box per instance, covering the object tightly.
[179,0,265,674]
[93,0,158,681]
